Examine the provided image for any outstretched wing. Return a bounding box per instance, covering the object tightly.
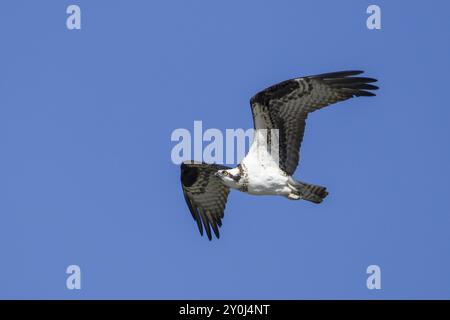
[250,70,378,175]
[180,161,231,240]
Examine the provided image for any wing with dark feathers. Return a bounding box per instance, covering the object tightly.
[250,70,378,175]
[180,161,231,240]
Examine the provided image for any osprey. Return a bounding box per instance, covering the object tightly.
[180,70,378,240]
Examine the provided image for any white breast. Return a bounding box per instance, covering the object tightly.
[241,129,290,195]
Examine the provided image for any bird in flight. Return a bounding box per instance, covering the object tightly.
[180,70,378,240]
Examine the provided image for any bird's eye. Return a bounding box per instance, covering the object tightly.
[223,171,228,176]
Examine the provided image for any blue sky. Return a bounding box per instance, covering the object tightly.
[1,0,449,299]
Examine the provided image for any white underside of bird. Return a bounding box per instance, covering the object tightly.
[221,128,298,198]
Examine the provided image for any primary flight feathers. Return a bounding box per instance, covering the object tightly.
[180,70,378,240]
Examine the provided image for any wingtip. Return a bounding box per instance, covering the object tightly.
[207,233,220,241]
[356,90,377,97]
[198,225,204,236]
[346,70,365,75]
[362,77,378,83]
[309,70,365,79]
[318,71,379,97]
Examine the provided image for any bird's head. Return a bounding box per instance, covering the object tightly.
[215,168,241,188]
